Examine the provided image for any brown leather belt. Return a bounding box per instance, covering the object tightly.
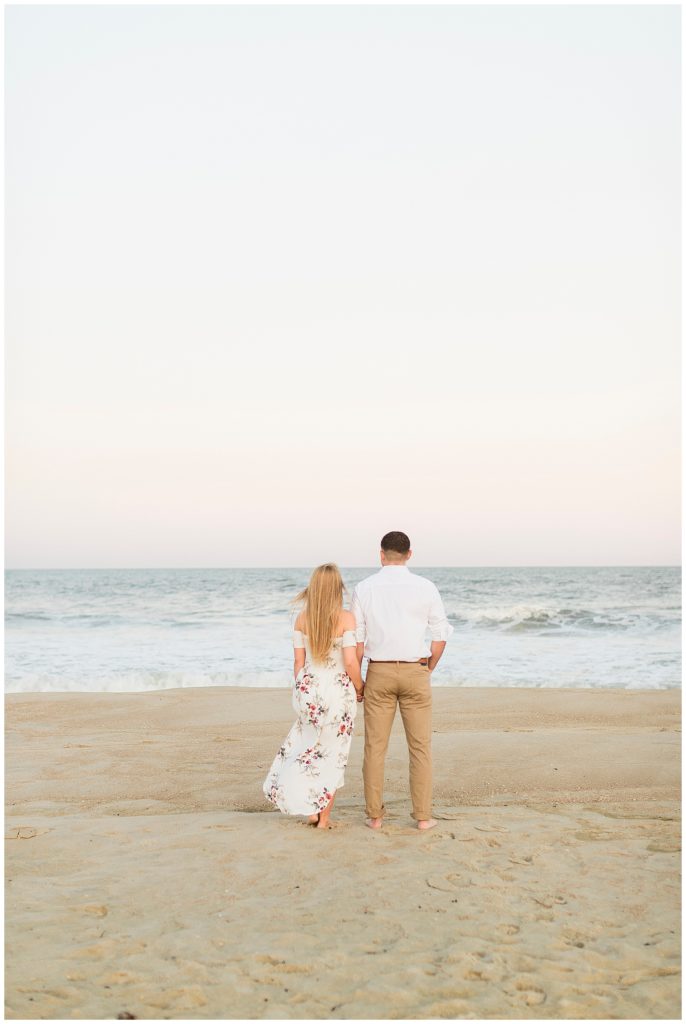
[369,658,429,665]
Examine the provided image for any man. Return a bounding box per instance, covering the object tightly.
[351,531,454,830]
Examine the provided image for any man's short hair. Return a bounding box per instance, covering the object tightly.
[380,531,411,555]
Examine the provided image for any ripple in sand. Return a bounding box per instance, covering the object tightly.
[646,838,681,852]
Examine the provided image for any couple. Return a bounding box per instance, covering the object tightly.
[262,531,454,829]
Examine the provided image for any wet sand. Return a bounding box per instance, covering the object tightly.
[5,686,681,1019]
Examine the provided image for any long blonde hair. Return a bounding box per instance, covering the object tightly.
[292,563,346,663]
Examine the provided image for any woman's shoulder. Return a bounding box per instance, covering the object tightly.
[338,609,356,632]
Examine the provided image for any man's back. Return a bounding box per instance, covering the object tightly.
[352,565,453,662]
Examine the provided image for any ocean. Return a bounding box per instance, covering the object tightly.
[4,566,681,693]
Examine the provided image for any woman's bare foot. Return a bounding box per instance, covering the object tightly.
[417,818,438,830]
[308,813,320,825]
[316,791,336,828]
[365,817,383,829]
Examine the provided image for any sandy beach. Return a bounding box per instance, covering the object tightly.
[5,685,681,1020]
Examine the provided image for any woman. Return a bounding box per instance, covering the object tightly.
[263,563,364,829]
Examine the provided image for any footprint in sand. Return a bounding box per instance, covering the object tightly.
[561,926,591,945]
[513,979,547,1006]
[496,923,520,936]
[474,825,510,833]
[574,829,618,842]
[5,826,52,840]
[77,904,108,917]
[531,894,567,908]
[426,873,461,892]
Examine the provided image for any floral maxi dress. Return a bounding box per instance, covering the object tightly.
[263,629,358,815]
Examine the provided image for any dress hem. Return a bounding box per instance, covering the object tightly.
[264,777,346,817]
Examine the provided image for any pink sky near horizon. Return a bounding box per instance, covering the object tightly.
[5,5,680,568]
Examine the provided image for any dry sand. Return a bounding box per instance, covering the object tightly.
[5,685,682,1019]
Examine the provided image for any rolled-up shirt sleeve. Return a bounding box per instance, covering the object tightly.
[428,586,454,641]
[351,586,366,643]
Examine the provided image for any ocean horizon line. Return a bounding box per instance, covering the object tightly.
[4,564,682,572]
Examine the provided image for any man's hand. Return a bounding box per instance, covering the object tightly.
[428,640,447,673]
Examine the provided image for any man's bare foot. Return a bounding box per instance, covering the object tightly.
[365,817,383,829]
[417,818,438,830]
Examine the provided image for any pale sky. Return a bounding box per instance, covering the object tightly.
[5,4,681,568]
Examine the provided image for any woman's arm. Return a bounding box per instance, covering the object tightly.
[294,649,306,680]
[339,609,364,698]
[343,648,364,699]
[293,610,306,681]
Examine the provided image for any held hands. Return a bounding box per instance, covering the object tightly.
[355,685,365,702]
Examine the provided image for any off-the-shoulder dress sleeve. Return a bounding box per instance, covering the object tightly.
[341,629,357,648]
[293,630,306,649]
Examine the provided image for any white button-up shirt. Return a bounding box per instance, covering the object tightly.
[350,565,454,661]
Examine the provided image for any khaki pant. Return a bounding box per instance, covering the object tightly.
[363,660,432,821]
